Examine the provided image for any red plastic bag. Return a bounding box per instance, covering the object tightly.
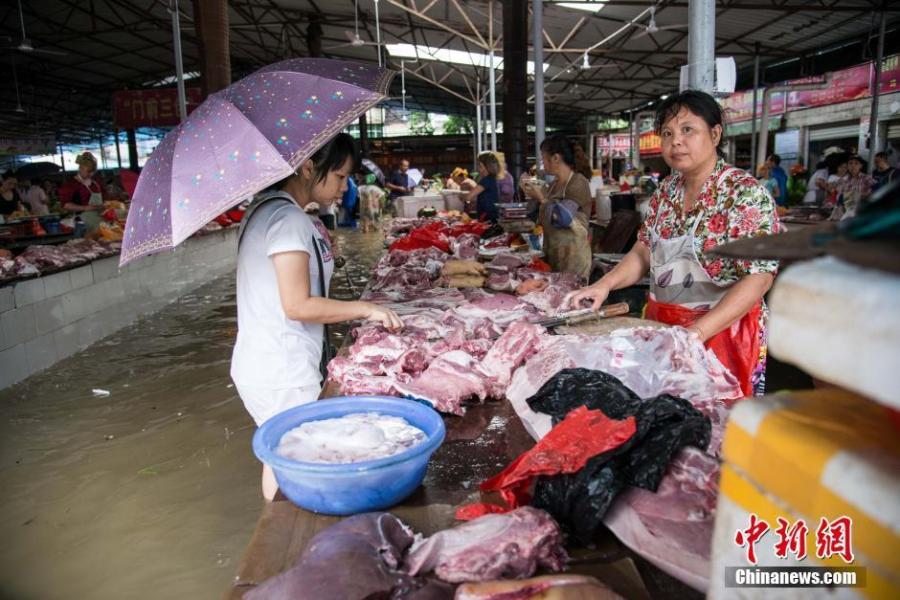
[528,257,551,272]
[455,406,636,520]
[645,296,761,399]
[448,221,490,238]
[214,214,233,227]
[226,209,245,223]
[389,227,451,253]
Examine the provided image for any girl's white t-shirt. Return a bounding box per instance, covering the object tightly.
[230,194,334,389]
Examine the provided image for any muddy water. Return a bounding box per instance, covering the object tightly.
[0,229,384,600]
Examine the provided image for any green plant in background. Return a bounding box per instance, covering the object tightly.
[409,112,435,136]
[443,114,474,135]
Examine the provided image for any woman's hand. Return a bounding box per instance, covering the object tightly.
[562,281,611,311]
[364,303,404,332]
[522,180,544,202]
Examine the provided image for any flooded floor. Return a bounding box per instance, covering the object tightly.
[0,229,384,600]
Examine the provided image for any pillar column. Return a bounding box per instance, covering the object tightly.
[502,0,528,181]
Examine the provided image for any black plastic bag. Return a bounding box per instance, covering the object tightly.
[526,368,711,544]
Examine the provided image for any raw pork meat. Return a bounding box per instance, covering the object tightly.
[603,448,720,592]
[476,322,545,395]
[394,351,489,415]
[246,513,454,600]
[404,507,568,583]
[452,234,480,260]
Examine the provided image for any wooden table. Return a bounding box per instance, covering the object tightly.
[225,315,684,599]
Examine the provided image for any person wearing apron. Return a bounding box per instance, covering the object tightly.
[564,91,781,398]
[59,152,105,232]
[229,133,402,500]
[523,134,593,280]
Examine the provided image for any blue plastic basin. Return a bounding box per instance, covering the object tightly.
[252,396,445,515]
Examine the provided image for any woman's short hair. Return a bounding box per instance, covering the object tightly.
[75,152,98,169]
[654,90,727,156]
[477,151,500,177]
[539,133,576,168]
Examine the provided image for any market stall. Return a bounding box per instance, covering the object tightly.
[227,214,747,599]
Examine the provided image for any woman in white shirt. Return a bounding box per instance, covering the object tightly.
[230,133,402,499]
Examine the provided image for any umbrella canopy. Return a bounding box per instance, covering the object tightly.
[120,59,395,266]
[361,158,385,185]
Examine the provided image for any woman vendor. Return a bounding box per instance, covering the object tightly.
[230,133,403,499]
[462,152,501,222]
[521,134,593,280]
[565,91,780,397]
[58,152,106,231]
[0,171,25,217]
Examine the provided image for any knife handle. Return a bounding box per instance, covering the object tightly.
[597,302,630,318]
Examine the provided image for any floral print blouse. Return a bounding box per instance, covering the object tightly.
[639,158,781,286]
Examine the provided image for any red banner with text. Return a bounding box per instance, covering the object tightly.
[112,88,202,129]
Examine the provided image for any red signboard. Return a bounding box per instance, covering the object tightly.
[596,133,632,158]
[721,54,900,124]
[112,88,202,129]
[639,132,662,156]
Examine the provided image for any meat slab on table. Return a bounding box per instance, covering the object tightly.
[404,507,568,584]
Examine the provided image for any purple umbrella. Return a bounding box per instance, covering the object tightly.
[120,59,395,265]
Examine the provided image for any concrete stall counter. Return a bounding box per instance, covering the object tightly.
[0,227,238,389]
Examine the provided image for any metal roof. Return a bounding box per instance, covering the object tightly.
[1,0,898,144]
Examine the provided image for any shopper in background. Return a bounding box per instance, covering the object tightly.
[25,178,50,215]
[756,164,781,204]
[872,152,897,190]
[573,142,594,180]
[338,174,358,228]
[494,151,516,204]
[0,171,24,217]
[386,159,413,201]
[835,154,875,219]
[59,152,106,231]
[825,156,849,208]
[358,173,385,233]
[802,159,829,204]
[462,152,501,222]
[521,134,593,280]
[765,154,788,206]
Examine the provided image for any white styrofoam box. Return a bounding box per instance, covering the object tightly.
[0,344,27,388]
[709,494,863,600]
[42,270,73,299]
[0,286,14,313]
[68,265,94,290]
[25,332,58,374]
[13,277,46,308]
[768,256,900,408]
[396,195,441,218]
[443,191,465,212]
[1,304,36,350]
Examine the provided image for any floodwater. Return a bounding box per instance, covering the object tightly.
[0,229,384,600]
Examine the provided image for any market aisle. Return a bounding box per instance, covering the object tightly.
[0,228,383,600]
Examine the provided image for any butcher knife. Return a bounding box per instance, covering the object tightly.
[533,302,631,329]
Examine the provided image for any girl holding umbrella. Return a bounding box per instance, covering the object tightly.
[231,133,402,499]
[119,59,401,500]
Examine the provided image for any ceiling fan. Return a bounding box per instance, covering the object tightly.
[325,0,380,49]
[579,52,620,71]
[633,6,688,40]
[4,0,68,57]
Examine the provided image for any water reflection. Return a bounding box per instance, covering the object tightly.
[0,228,384,600]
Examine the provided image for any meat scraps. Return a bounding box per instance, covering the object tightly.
[404,507,568,583]
[456,575,624,600]
[245,512,454,600]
